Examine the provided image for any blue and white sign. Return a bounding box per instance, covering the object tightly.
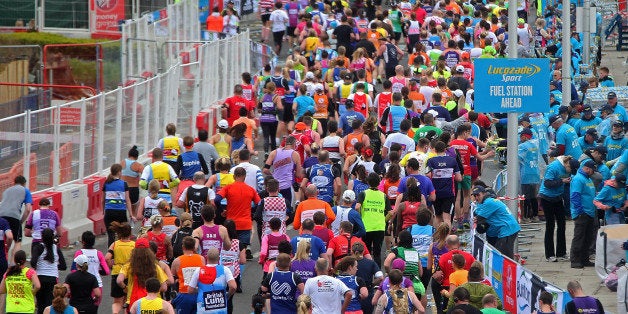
[473,58,550,113]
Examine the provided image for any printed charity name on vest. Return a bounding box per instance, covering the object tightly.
[203,290,227,310]
[316,279,336,292]
[301,209,324,222]
[203,237,221,251]
[311,173,331,187]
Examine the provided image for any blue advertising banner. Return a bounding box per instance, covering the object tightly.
[473,58,550,113]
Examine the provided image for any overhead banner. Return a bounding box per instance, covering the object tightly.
[91,0,125,39]
[473,58,550,113]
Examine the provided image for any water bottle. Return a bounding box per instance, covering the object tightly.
[426,293,434,314]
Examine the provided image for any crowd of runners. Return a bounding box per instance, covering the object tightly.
[0,0,622,312]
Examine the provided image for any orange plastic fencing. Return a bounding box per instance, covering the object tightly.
[0,153,38,195]
[49,143,73,186]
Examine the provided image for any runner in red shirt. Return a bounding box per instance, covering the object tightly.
[449,123,494,220]
[285,122,312,165]
[327,221,372,266]
[215,167,261,250]
[222,84,256,127]
[434,235,475,308]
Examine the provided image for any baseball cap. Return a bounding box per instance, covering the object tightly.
[558,106,569,114]
[218,119,229,129]
[520,128,533,137]
[601,104,613,113]
[305,71,315,79]
[519,116,530,124]
[461,51,470,60]
[453,89,464,98]
[568,159,580,175]
[295,122,307,131]
[548,115,561,125]
[74,254,89,266]
[392,258,406,271]
[549,93,555,98]
[582,105,593,113]
[455,65,465,73]
[342,190,356,202]
[585,128,598,139]
[550,81,560,89]
[135,237,150,248]
[608,91,617,99]
[471,185,487,195]
[518,18,525,24]
[582,159,597,169]
[615,174,627,186]
[593,145,607,155]
[613,120,624,128]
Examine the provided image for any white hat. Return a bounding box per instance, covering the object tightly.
[74,254,89,266]
[342,190,356,202]
[455,65,465,73]
[453,89,464,98]
[218,119,229,129]
[305,71,315,79]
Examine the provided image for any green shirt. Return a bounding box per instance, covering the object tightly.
[481,308,506,314]
[414,125,443,142]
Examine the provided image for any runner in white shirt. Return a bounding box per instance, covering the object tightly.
[303,258,352,314]
[269,2,289,55]
[382,120,416,159]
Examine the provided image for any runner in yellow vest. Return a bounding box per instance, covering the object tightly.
[0,250,40,313]
[157,123,184,173]
[140,148,180,204]
[129,278,175,314]
[355,173,389,267]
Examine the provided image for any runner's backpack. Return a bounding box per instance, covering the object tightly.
[171,226,194,259]
[389,288,410,314]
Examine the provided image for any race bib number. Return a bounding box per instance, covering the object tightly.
[405,250,419,263]
[203,290,227,310]
[182,267,199,286]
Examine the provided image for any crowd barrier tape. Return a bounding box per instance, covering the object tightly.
[473,235,573,314]
[83,175,107,235]
[56,183,92,248]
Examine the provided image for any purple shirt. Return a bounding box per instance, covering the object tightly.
[272,148,296,190]
[397,174,435,205]
[25,209,61,242]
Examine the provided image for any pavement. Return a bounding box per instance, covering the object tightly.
[51,22,628,314]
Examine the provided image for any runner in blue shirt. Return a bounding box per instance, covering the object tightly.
[290,219,326,260]
[577,129,598,152]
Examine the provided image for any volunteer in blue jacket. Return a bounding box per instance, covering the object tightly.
[548,115,582,159]
[569,159,597,269]
[518,128,541,223]
[471,185,520,259]
[593,174,628,225]
[538,156,578,263]
[577,128,598,152]
[573,105,601,136]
